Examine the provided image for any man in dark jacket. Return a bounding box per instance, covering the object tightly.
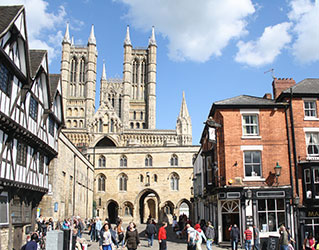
[146,219,157,247]
[25,233,38,250]
[205,221,215,250]
[230,224,240,250]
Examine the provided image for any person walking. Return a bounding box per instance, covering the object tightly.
[205,221,215,250]
[99,222,114,250]
[115,219,125,249]
[125,222,140,250]
[158,222,167,250]
[89,219,96,242]
[252,225,260,250]
[24,233,39,250]
[244,227,252,250]
[279,225,289,250]
[96,217,102,242]
[230,224,240,250]
[303,232,316,250]
[146,219,157,247]
[194,224,207,250]
[186,223,196,250]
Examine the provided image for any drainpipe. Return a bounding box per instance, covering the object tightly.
[73,154,76,216]
[289,88,300,250]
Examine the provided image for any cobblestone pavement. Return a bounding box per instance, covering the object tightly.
[82,224,230,250]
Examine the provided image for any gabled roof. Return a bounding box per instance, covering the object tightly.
[49,74,60,102]
[0,5,23,37]
[282,78,319,94]
[29,50,46,78]
[214,95,277,106]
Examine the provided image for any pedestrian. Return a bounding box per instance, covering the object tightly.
[89,219,96,242]
[205,221,215,250]
[303,232,316,250]
[279,225,289,250]
[244,226,252,250]
[78,218,84,238]
[24,232,39,250]
[115,219,125,249]
[172,214,178,231]
[96,217,103,242]
[230,224,240,250]
[194,224,207,250]
[158,221,167,250]
[252,225,260,250]
[125,221,140,250]
[186,223,196,250]
[99,222,114,250]
[146,219,157,247]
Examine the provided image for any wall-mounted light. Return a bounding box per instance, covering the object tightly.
[274,162,282,185]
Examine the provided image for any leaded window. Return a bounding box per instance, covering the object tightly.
[48,116,54,136]
[120,156,127,167]
[304,100,317,118]
[242,114,259,136]
[170,155,178,166]
[98,156,106,168]
[244,151,261,177]
[119,174,127,191]
[29,95,38,121]
[98,175,105,191]
[17,142,27,167]
[0,63,12,95]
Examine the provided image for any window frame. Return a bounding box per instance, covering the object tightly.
[305,132,319,157]
[304,99,317,118]
[29,95,38,121]
[170,173,179,191]
[243,151,262,178]
[98,175,106,192]
[120,156,127,167]
[0,192,9,225]
[145,155,153,167]
[119,174,128,191]
[98,156,106,168]
[170,154,178,166]
[242,114,259,137]
[48,116,54,136]
[0,63,13,96]
[16,142,27,167]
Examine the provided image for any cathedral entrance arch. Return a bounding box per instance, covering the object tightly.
[107,200,119,224]
[177,199,192,218]
[136,189,160,224]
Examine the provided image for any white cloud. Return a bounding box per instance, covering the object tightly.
[235,22,292,67]
[0,0,67,63]
[288,0,319,63]
[118,0,255,62]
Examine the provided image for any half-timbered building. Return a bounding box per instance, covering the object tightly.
[0,6,63,249]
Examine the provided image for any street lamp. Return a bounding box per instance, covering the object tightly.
[274,162,282,185]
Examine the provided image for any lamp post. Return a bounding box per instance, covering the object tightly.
[274,162,282,185]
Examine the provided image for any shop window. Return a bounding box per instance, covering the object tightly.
[257,199,285,232]
[306,133,319,157]
[242,114,259,136]
[244,151,261,177]
[304,100,317,118]
[0,192,9,225]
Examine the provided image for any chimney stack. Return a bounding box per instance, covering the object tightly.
[272,78,296,99]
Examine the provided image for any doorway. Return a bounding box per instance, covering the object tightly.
[107,201,118,224]
[221,200,240,241]
[147,199,156,219]
[138,189,159,224]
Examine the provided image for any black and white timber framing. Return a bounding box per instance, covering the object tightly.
[0,5,63,249]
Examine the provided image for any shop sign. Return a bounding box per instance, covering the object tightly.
[307,210,319,217]
[208,127,216,142]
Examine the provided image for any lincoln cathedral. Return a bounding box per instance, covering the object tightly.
[60,24,199,223]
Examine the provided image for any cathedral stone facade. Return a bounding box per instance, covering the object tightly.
[60,24,199,223]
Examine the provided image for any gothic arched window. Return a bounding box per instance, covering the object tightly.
[145,155,153,167]
[98,156,106,168]
[130,122,134,129]
[120,155,127,167]
[170,173,179,191]
[98,175,106,191]
[170,154,178,166]
[79,57,85,83]
[99,119,103,132]
[110,119,114,132]
[70,57,77,96]
[119,174,128,191]
[141,59,146,84]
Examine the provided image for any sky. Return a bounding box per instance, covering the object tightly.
[1,0,318,144]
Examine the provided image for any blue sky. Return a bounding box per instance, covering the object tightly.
[1,0,318,143]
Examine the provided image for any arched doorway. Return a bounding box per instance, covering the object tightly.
[107,201,118,224]
[136,189,160,224]
[179,202,190,217]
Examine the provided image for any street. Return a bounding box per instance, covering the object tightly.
[83,224,228,250]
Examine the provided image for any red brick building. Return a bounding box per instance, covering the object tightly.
[198,78,319,248]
